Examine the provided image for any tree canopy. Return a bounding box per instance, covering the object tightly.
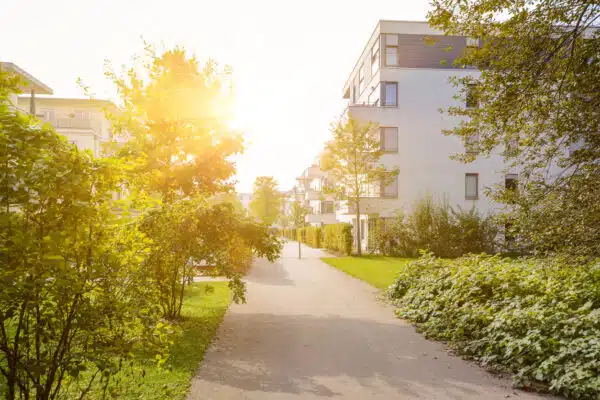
[429,0,600,257]
[322,116,398,256]
[249,176,282,226]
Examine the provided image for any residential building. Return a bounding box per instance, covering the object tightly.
[1,62,53,112]
[339,20,514,250]
[237,193,252,212]
[17,96,114,157]
[292,158,337,226]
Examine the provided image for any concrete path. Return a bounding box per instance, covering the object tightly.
[188,241,551,399]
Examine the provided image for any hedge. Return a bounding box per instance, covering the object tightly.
[323,223,353,255]
[388,254,600,399]
[279,226,322,248]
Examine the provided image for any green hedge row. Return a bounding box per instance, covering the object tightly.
[323,223,353,255]
[388,254,600,399]
[280,226,322,248]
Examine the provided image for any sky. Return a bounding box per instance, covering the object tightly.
[0,0,430,193]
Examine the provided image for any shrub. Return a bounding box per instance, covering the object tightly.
[368,196,498,257]
[305,226,323,248]
[388,254,600,399]
[323,223,353,255]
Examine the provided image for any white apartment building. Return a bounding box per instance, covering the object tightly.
[337,20,515,250]
[2,62,114,158]
[293,160,337,226]
[17,96,114,157]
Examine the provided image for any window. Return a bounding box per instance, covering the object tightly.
[368,83,380,105]
[360,219,365,240]
[381,82,397,106]
[381,175,398,198]
[466,84,478,108]
[505,173,518,191]
[358,63,366,93]
[371,38,380,74]
[380,127,398,152]
[464,133,479,154]
[465,173,479,200]
[385,34,399,66]
[322,201,334,214]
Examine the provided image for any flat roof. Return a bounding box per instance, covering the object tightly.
[0,62,53,95]
[18,95,116,109]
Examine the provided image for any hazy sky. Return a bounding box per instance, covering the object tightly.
[0,0,430,192]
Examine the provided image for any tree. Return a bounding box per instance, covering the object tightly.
[249,176,282,226]
[428,0,600,257]
[290,200,309,228]
[321,116,399,256]
[0,104,164,399]
[106,45,243,204]
[106,46,281,319]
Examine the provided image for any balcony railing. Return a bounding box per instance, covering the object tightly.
[48,118,94,130]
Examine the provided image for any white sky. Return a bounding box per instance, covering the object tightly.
[0,0,430,193]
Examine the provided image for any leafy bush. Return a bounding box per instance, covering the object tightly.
[323,223,353,255]
[369,196,498,257]
[305,226,323,248]
[388,254,600,399]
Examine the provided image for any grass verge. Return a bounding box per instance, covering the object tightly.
[321,256,413,290]
[89,282,231,399]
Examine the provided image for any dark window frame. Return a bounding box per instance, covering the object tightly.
[465,173,479,200]
[381,81,398,107]
[380,126,399,153]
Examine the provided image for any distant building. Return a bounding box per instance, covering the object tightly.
[237,193,252,212]
[17,96,115,157]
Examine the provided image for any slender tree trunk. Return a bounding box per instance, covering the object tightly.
[356,200,362,256]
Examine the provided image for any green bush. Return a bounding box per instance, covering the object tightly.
[305,226,323,248]
[388,254,600,399]
[323,223,353,255]
[368,196,498,257]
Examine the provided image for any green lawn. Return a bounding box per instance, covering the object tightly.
[321,256,413,290]
[89,282,231,399]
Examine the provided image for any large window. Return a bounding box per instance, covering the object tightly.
[358,63,366,93]
[382,82,398,106]
[381,175,398,198]
[465,173,479,200]
[321,201,334,214]
[371,38,380,74]
[380,127,398,152]
[466,84,479,108]
[385,34,399,66]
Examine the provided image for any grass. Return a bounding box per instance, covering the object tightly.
[321,256,413,290]
[88,282,232,399]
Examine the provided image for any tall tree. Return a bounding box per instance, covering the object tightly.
[428,0,600,257]
[321,116,399,256]
[250,176,282,225]
[106,46,243,204]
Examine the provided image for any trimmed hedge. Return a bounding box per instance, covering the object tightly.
[388,254,600,399]
[280,226,322,248]
[323,223,353,255]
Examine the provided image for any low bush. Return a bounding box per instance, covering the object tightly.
[323,223,353,255]
[388,254,600,399]
[369,196,498,257]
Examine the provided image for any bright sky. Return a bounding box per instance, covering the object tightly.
[0,0,430,193]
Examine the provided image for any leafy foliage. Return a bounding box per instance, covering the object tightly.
[368,196,497,257]
[321,116,398,256]
[0,106,164,399]
[428,0,600,258]
[249,176,282,226]
[323,223,353,255]
[388,254,600,398]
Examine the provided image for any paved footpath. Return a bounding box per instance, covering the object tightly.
[188,241,551,400]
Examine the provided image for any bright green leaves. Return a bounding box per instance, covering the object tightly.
[249,176,282,226]
[388,254,600,398]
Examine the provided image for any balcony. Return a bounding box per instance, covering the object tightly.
[306,189,322,201]
[47,117,94,130]
[305,213,337,225]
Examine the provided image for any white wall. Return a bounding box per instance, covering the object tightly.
[348,67,509,218]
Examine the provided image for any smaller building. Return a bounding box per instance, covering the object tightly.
[18,96,114,158]
[237,193,252,212]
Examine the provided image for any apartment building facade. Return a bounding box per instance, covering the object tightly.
[337,20,515,250]
[17,96,114,157]
[291,160,337,226]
